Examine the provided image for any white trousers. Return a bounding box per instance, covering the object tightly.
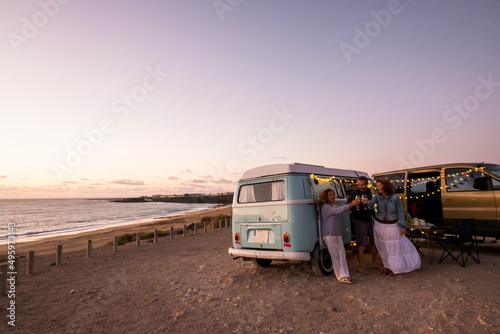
[323,235,350,281]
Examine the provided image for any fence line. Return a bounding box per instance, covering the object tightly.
[21,215,231,275]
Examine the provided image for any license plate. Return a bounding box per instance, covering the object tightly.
[251,230,269,243]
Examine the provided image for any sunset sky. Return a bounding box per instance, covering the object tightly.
[1,0,499,199]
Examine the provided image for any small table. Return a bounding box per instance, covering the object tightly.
[409,224,435,264]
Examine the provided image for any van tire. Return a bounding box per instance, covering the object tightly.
[252,258,272,267]
[311,244,333,276]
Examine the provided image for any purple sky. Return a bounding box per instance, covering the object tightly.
[1,0,499,198]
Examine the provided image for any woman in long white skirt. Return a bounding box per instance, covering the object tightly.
[369,178,421,275]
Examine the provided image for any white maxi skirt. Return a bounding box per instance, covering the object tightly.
[374,221,421,274]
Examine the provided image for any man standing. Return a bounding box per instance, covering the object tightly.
[347,176,382,274]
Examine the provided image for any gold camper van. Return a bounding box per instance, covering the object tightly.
[372,163,500,238]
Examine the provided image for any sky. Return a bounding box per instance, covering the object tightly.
[1,0,499,199]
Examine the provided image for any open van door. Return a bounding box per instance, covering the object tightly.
[310,176,351,244]
[309,175,351,276]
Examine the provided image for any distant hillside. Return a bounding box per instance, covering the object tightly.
[111,194,233,204]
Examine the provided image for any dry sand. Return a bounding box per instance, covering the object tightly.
[1,205,500,333]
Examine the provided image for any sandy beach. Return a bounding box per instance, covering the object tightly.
[1,205,500,333]
[3,205,232,257]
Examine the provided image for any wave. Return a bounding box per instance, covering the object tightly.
[0,201,218,244]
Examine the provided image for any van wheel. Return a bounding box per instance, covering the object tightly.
[311,244,333,276]
[252,258,272,267]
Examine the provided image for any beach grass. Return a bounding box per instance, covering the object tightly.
[102,213,232,247]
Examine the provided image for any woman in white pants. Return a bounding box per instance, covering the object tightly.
[319,188,360,284]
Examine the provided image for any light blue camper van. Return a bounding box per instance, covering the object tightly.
[228,163,370,276]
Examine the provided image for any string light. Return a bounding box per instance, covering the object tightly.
[400,188,442,200]
[310,174,336,182]
[383,167,486,184]
[309,174,356,184]
[372,167,488,200]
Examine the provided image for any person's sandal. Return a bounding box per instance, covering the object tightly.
[339,277,352,284]
[380,269,390,276]
[357,267,369,275]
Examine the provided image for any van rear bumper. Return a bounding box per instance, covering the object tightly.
[228,248,311,261]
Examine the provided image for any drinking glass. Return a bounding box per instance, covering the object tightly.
[355,195,360,210]
[362,194,368,210]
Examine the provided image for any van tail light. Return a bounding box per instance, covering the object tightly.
[234,232,239,241]
[283,233,290,244]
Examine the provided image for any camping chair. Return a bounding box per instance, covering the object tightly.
[408,228,426,258]
[438,219,480,267]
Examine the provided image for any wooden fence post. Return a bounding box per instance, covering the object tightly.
[170,226,174,240]
[56,245,62,265]
[0,264,7,296]
[113,236,118,252]
[154,229,158,243]
[136,233,141,247]
[219,219,222,229]
[86,240,92,258]
[27,251,34,274]
[183,225,187,237]
[212,217,215,231]
[204,221,207,232]
[194,223,197,235]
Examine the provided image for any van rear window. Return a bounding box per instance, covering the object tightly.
[238,181,285,203]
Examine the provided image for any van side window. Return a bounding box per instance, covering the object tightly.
[303,178,315,199]
[376,173,405,194]
[445,168,490,192]
[343,179,357,198]
[333,181,345,198]
[238,181,285,203]
[492,178,500,190]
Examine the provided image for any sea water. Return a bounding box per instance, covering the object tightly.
[0,198,217,243]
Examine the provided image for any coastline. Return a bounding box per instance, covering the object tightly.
[0,203,221,244]
[2,204,232,257]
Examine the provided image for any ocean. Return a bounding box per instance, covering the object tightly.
[0,198,218,244]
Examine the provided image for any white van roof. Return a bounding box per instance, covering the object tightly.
[239,163,370,181]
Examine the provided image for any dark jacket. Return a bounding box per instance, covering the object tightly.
[347,189,373,222]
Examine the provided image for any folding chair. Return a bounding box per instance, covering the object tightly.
[408,228,426,258]
[438,219,480,267]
